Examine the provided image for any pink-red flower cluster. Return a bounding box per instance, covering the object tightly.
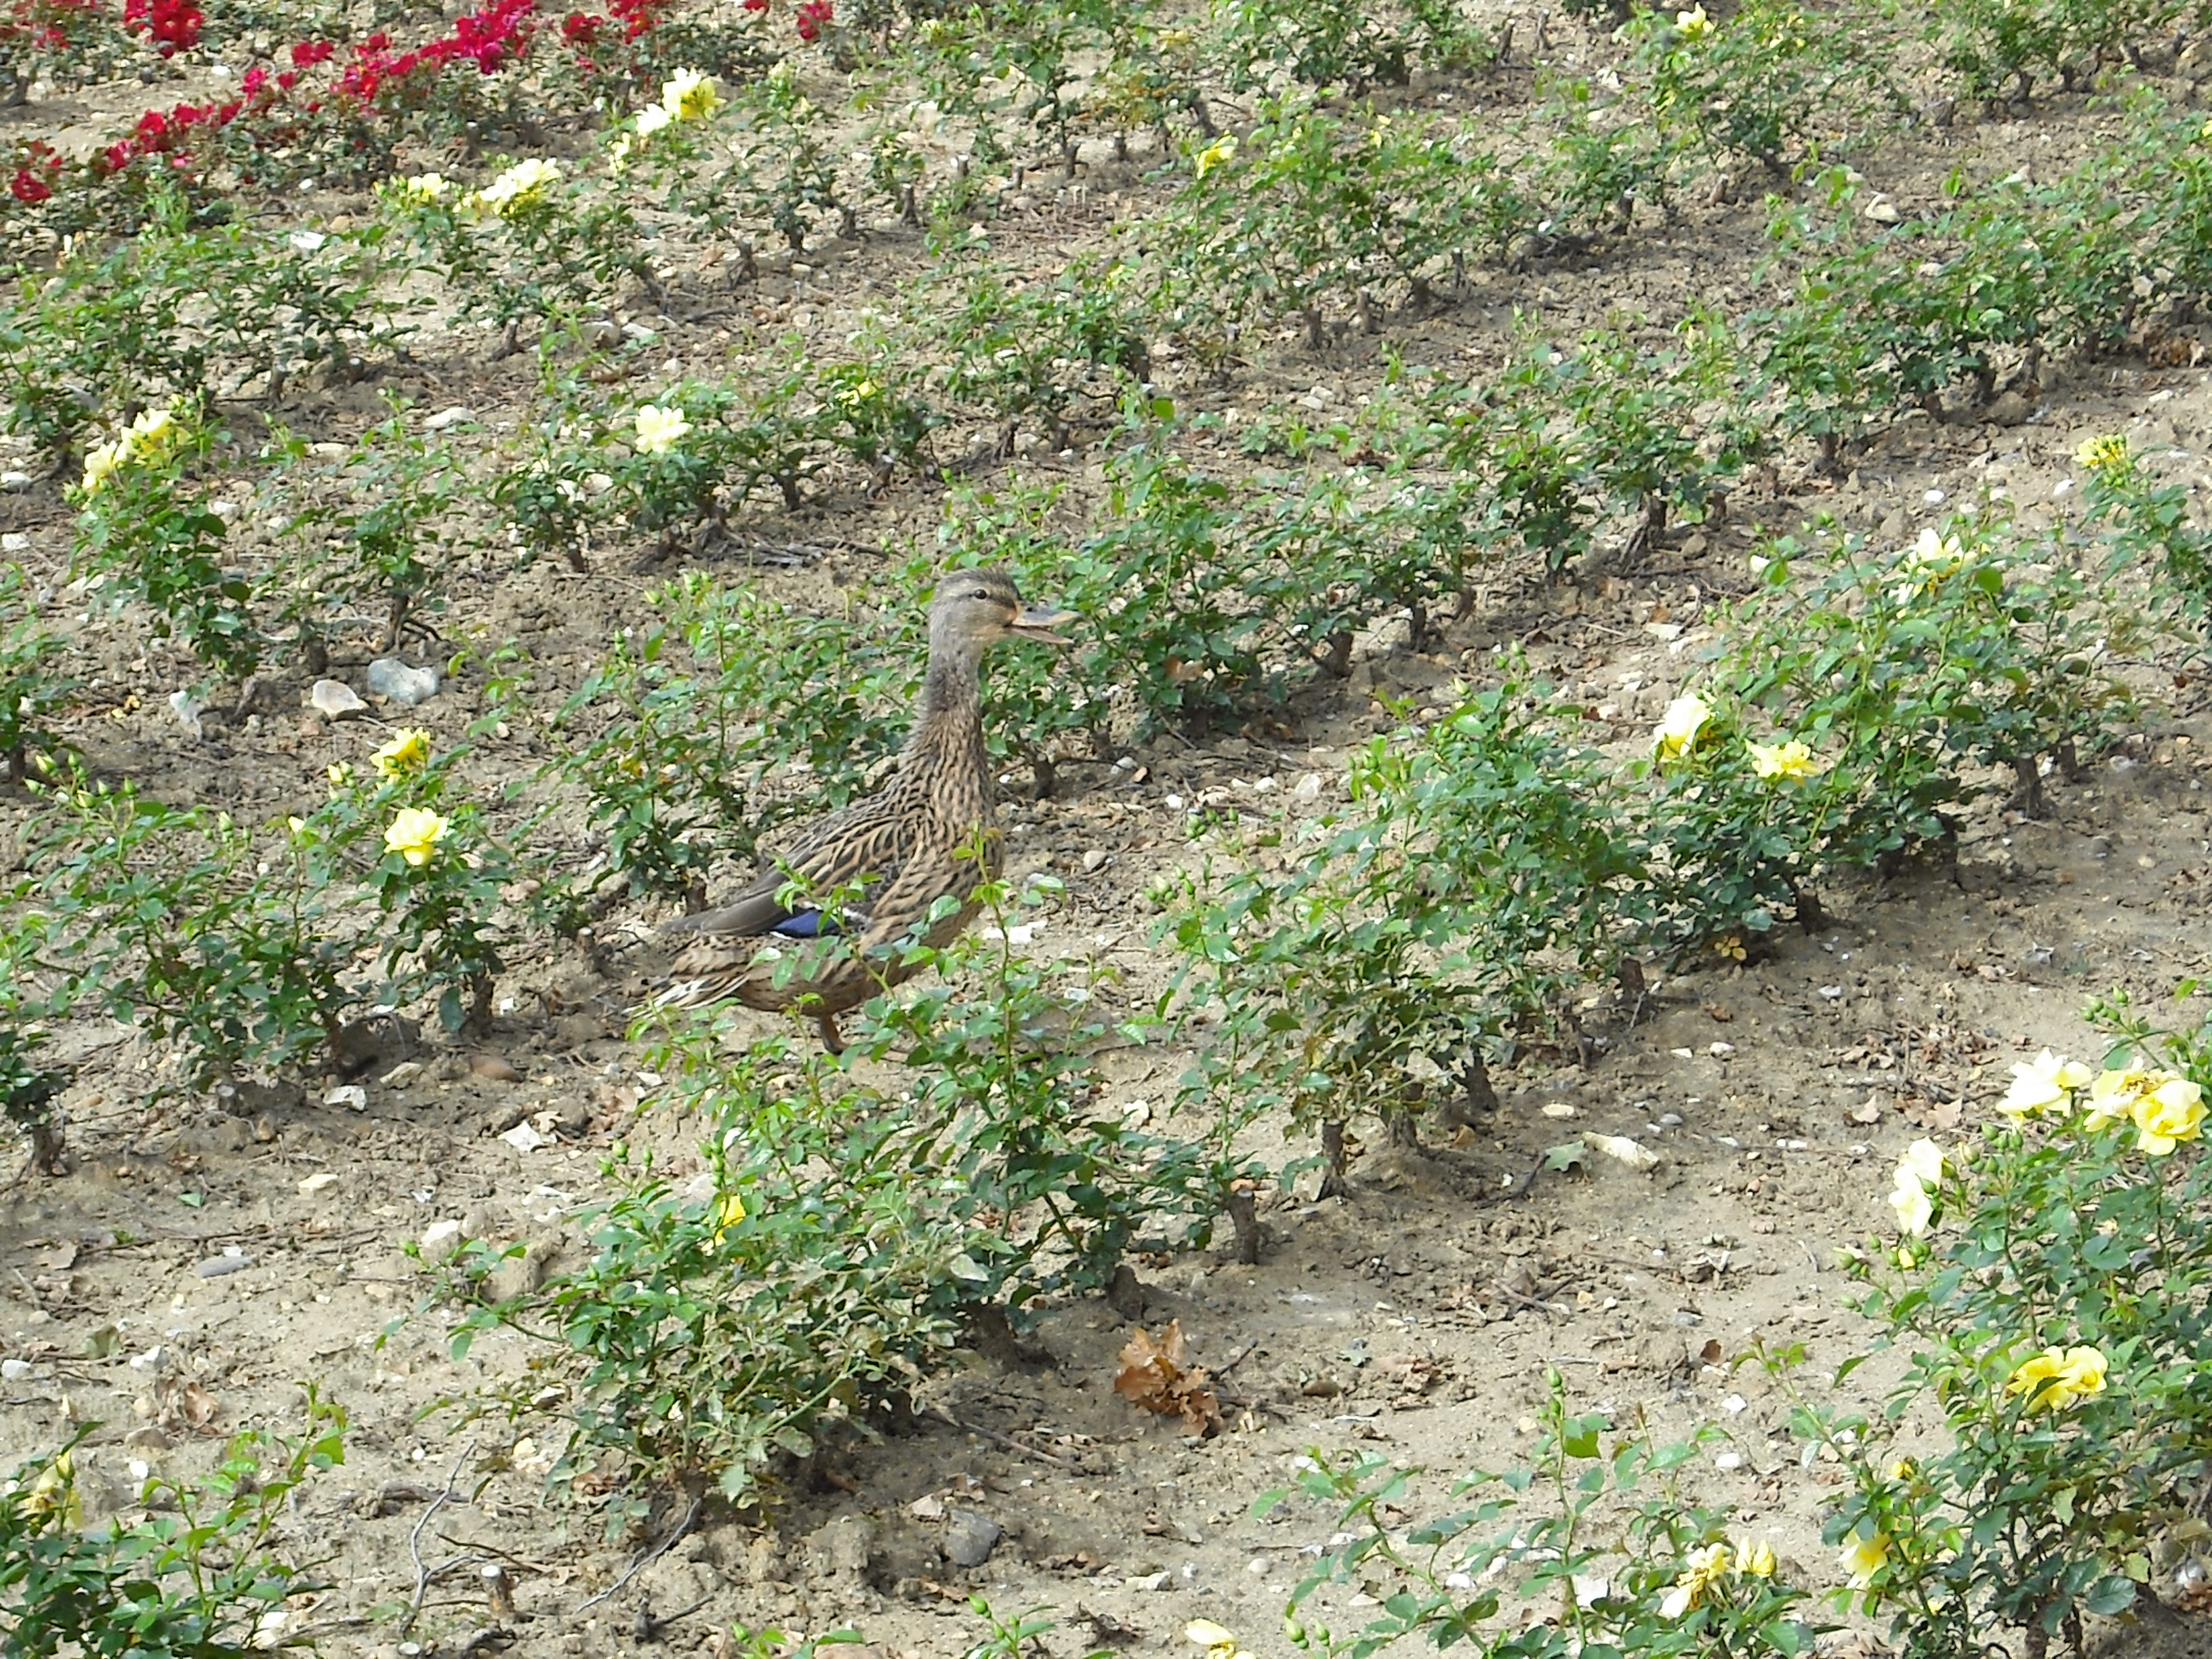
[121,0,202,57]
[9,142,62,203]
[337,0,535,102]
[794,0,831,39]
[8,0,665,215]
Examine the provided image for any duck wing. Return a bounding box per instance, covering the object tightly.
[662,796,920,942]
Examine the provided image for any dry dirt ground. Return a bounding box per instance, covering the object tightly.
[8,16,2212,1659]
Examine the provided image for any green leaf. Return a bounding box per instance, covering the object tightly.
[1542,1140,1589,1172]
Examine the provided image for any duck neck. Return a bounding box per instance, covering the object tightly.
[905,634,989,783]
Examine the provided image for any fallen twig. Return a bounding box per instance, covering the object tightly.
[575,1495,702,1615]
[398,1439,480,1639]
[931,1406,1080,1471]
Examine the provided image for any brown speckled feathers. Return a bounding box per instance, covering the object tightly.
[654,569,1068,1050]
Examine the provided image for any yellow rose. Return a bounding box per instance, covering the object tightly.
[2074,434,2129,475]
[1675,4,1713,38]
[470,157,562,218]
[80,438,126,494]
[394,171,451,205]
[712,1188,746,1244]
[373,727,432,779]
[2008,1344,2108,1414]
[634,404,692,455]
[1838,1531,1889,1586]
[661,68,722,122]
[1998,1049,2091,1122]
[1747,738,1816,780]
[1193,136,1237,180]
[384,806,449,868]
[1735,1538,1777,1578]
[2085,1067,2156,1130]
[1654,694,1711,762]
[2131,1076,2204,1155]
[22,1453,82,1532]
[327,761,354,788]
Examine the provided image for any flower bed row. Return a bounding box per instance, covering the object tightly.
[3,0,822,220]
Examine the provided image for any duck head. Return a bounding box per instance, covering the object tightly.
[930,568,1072,649]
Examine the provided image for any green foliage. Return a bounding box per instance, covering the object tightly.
[267,398,473,657]
[31,777,359,1086]
[930,255,1152,442]
[1170,678,1650,1149]
[68,406,262,680]
[1780,1021,2212,1656]
[0,1397,344,1659]
[451,876,1244,1516]
[379,159,647,346]
[1931,0,2179,100]
[851,874,1257,1298]
[552,574,909,907]
[1264,1374,1820,1659]
[962,1598,1108,1659]
[2,195,388,458]
[0,564,73,783]
[1170,98,1535,348]
[2076,434,2212,635]
[1631,0,1895,174]
[1214,0,1488,92]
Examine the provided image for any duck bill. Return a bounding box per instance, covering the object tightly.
[1010,603,1074,644]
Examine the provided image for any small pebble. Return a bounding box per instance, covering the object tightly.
[325,1084,367,1111]
[196,1254,253,1278]
[298,1171,340,1195]
[470,1054,523,1082]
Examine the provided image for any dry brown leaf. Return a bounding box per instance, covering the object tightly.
[1113,1321,1221,1435]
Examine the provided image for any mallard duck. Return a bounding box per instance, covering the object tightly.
[655,569,1069,1050]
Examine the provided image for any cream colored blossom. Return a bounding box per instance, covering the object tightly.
[1675,5,1713,38]
[1889,1163,1933,1237]
[634,404,692,455]
[1654,694,1711,762]
[1735,1538,1777,1578]
[470,157,562,217]
[1999,1049,2092,1122]
[1184,1622,1249,1659]
[661,68,722,121]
